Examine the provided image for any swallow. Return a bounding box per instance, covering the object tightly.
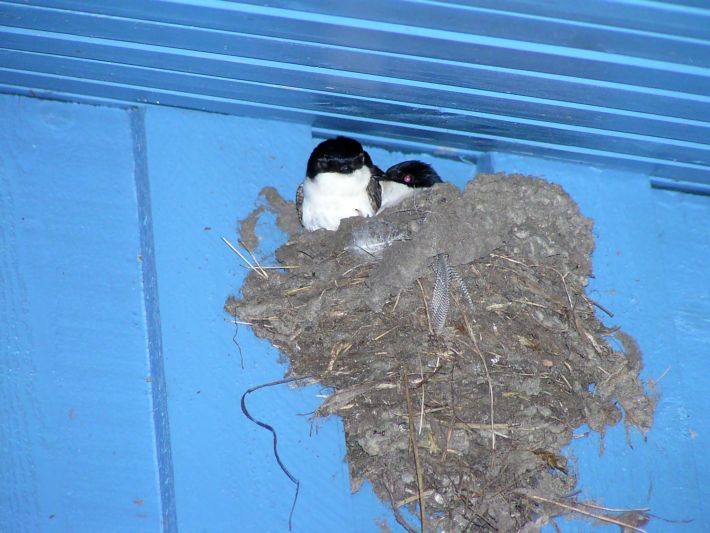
[377,160,443,211]
[296,136,382,231]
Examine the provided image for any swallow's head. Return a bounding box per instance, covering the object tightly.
[383,160,442,188]
[306,136,373,178]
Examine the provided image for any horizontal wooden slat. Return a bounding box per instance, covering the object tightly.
[2,19,709,126]
[2,67,709,186]
[234,0,710,67]
[2,27,709,147]
[2,48,709,165]
[442,0,710,40]
[0,0,708,185]
[3,1,709,95]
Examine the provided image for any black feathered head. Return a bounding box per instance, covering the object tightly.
[306,136,374,178]
[383,160,443,188]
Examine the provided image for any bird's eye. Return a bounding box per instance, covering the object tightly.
[403,175,413,183]
[342,165,352,173]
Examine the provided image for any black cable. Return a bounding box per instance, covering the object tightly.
[240,376,306,531]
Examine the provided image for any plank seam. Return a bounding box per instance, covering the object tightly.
[130,106,178,532]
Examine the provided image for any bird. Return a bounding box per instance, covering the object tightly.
[296,136,383,231]
[377,160,443,211]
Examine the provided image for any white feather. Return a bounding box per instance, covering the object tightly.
[300,167,375,231]
[349,224,408,258]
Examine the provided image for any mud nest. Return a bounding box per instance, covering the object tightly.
[226,173,656,532]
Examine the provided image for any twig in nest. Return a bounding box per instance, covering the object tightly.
[239,238,269,278]
[650,365,671,387]
[490,252,531,267]
[518,492,648,533]
[392,289,403,313]
[578,501,650,513]
[442,368,456,461]
[373,325,399,342]
[327,341,352,372]
[402,369,427,533]
[225,319,254,326]
[397,489,435,507]
[317,381,398,417]
[384,479,418,533]
[221,236,268,279]
[462,315,496,451]
[416,278,434,335]
[583,294,614,317]
[551,267,605,354]
[418,355,425,436]
[551,267,574,313]
[284,285,313,296]
[252,265,300,270]
[341,262,369,277]
[513,298,547,309]
[455,422,536,431]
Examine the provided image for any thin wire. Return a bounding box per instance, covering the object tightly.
[240,376,305,531]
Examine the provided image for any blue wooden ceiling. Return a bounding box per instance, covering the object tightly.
[1,0,709,186]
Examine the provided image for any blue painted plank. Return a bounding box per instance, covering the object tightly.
[2,26,710,145]
[3,1,709,95]
[489,152,710,532]
[651,176,710,196]
[2,68,710,188]
[1,51,709,170]
[4,21,708,131]
[0,94,165,531]
[3,24,710,132]
[445,0,710,40]
[12,0,710,42]
[235,0,710,67]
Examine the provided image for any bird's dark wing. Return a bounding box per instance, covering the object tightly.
[295,183,304,227]
[367,176,382,212]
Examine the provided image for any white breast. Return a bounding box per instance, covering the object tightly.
[301,167,375,231]
[378,180,416,212]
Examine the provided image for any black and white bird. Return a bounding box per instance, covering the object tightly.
[296,136,383,231]
[377,160,443,212]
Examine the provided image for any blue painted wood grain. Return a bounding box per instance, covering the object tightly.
[0,94,165,531]
[0,0,708,186]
